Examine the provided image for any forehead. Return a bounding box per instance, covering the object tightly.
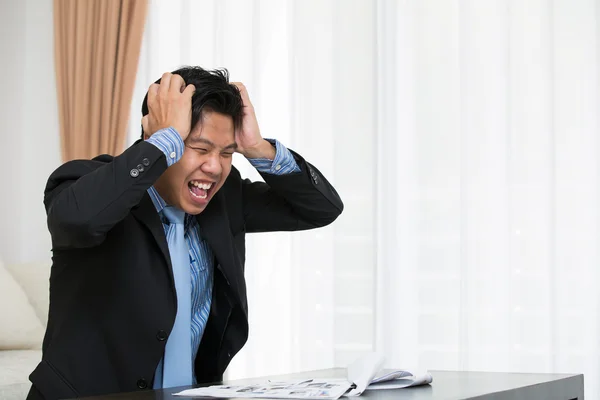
[188,111,234,145]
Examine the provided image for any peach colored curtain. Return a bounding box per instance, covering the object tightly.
[54,0,148,161]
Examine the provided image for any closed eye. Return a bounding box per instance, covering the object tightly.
[188,146,208,154]
[221,152,234,158]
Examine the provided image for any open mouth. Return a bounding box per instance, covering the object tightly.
[187,180,214,201]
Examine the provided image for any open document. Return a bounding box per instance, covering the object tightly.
[174,353,432,399]
[175,378,353,399]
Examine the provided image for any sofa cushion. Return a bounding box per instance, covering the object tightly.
[0,260,45,350]
[0,349,41,399]
[0,383,33,400]
[4,260,51,327]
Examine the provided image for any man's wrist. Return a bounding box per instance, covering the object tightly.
[242,139,276,160]
[247,139,301,175]
[145,127,184,166]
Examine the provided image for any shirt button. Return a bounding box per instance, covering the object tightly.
[170,151,176,159]
[142,158,150,167]
[130,169,139,178]
[275,164,281,171]
[137,164,144,172]
[136,378,147,389]
[156,330,167,341]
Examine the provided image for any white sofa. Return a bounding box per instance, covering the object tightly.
[0,259,50,400]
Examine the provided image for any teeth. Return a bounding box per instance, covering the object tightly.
[190,181,212,190]
[189,187,207,199]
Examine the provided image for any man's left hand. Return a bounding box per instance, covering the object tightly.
[231,82,276,160]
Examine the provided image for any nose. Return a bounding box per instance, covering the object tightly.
[200,153,221,176]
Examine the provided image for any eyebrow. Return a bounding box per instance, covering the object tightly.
[187,137,237,150]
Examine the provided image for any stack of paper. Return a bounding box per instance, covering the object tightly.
[174,353,432,399]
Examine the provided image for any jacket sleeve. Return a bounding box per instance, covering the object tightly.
[241,149,343,233]
[44,141,168,249]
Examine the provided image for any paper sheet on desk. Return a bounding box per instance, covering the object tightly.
[342,354,432,395]
[174,379,353,399]
[174,353,432,398]
[344,352,385,396]
[366,371,433,390]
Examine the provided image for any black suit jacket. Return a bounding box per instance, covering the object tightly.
[28,140,343,400]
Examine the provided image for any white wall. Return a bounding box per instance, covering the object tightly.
[0,0,60,264]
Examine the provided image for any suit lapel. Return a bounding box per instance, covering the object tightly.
[196,190,240,303]
[132,190,239,305]
[131,193,175,290]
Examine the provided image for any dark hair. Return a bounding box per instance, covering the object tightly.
[140,66,243,139]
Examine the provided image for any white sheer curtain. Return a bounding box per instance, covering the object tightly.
[129,0,600,397]
[376,0,600,398]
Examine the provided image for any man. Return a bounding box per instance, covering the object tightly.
[28,67,343,399]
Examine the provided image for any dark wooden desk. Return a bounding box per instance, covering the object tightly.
[78,368,584,400]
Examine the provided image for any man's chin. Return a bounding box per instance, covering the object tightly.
[180,196,210,215]
[181,202,208,215]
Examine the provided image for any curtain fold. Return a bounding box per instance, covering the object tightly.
[54,0,148,161]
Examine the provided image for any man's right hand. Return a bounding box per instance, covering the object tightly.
[142,72,195,141]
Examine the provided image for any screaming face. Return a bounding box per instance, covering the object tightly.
[152,111,237,214]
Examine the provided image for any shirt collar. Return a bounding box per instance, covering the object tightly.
[147,186,195,227]
[147,186,167,214]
